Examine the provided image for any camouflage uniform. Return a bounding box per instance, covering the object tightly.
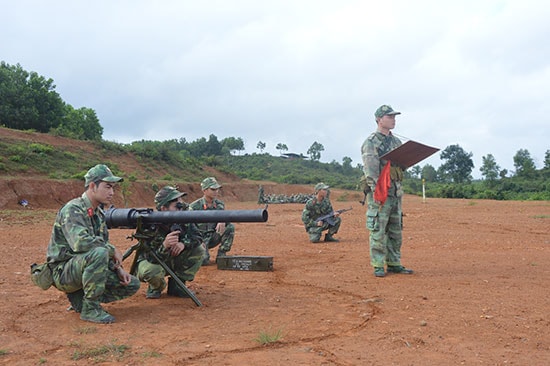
[189,178,235,265]
[47,193,140,317]
[361,105,410,275]
[135,186,205,298]
[135,222,205,297]
[301,183,341,242]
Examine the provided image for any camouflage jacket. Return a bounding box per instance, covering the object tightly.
[188,197,228,235]
[361,131,403,197]
[136,221,203,264]
[46,193,116,264]
[302,197,334,229]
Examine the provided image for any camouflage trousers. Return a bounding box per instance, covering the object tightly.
[306,217,341,242]
[202,223,235,262]
[136,244,205,292]
[52,246,140,303]
[366,194,403,268]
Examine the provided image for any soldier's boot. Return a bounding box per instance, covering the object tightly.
[145,286,162,299]
[201,248,211,266]
[324,234,340,242]
[67,288,84,313]
[374,267,386,278]
[167,277,193,298]
[215,248,228,263]
[387,265,414,274]
[80,299,115,324]
[310,234,322,243]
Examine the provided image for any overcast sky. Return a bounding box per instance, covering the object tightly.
[2,0,549,178]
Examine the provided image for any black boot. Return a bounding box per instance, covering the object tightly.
[167,277,193,298]
[67,288,84,313]
[324,234,339,242]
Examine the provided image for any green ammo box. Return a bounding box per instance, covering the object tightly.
[216,256,273,271]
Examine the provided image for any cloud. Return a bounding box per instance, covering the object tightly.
[2,0,549,177]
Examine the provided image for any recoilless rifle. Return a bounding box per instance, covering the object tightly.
[105,207,269,307]
[315,207,353,226]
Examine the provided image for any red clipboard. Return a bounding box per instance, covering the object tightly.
[380,140,439,169]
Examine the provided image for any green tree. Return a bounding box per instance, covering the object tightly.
[205,134,222,156]
[307,141,324,162]
[0,61,65,132]
[256,141,266,153]
[342,156,353,175]
[221,137,244,155]
[480,154,500,185]
[275,143,288,155]
[513,149,537,178]
[53,105,103,141]
[439,144,474,183]
[543,149,550,179]
[409,165,421,179]
[421,164,437,182]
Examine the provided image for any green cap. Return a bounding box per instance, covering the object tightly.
[84,164,123,187]
[314,182,330,192]
[155,186,187,210]
[375,105,401,118]
[201,177,222,190]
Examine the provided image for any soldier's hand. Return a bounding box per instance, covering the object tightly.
[116,267,132,286]
[170,242,185,257]
[112,248,123,269]
[163,230,181,250]
[216,222,226,234]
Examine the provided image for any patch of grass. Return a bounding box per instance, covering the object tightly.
[75,326,98,334]
[141,351,162,358]
[0,209,57,224]
[0,349,8,355]
[71,341,129,362]
[533,215,550,219]
[253,327,283,345]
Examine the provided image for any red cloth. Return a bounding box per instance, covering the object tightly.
[374,161,391,205]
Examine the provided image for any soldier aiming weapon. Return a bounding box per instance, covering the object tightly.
[105,207,268,307]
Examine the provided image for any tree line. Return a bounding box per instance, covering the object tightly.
[1,61,548,200]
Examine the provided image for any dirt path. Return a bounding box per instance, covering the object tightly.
[1,195,549,365]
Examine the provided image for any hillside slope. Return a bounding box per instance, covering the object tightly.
[0,127,359,209]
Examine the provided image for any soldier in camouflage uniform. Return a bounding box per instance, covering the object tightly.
[301,183,341,243]
[361,105,414,278]
[46,164,140,324]
[189,177,235,266]
[134,186,205,299]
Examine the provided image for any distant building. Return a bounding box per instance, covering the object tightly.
[280,153,307,160]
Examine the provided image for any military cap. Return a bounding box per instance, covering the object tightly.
[314,182,330,192]
[84,164,123,187]
[155,186,187,210]
[374,105,401,118]
[201,177,222,190]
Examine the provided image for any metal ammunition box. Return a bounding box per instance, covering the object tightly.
[216,256,273,271]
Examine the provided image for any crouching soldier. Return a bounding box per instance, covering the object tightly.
[46,164,140,324]
[134,186,205,299]
[302,182,341,243]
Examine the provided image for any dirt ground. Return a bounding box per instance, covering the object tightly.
[0,185,549,365]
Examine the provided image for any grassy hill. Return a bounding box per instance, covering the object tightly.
[0,127,363,209]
